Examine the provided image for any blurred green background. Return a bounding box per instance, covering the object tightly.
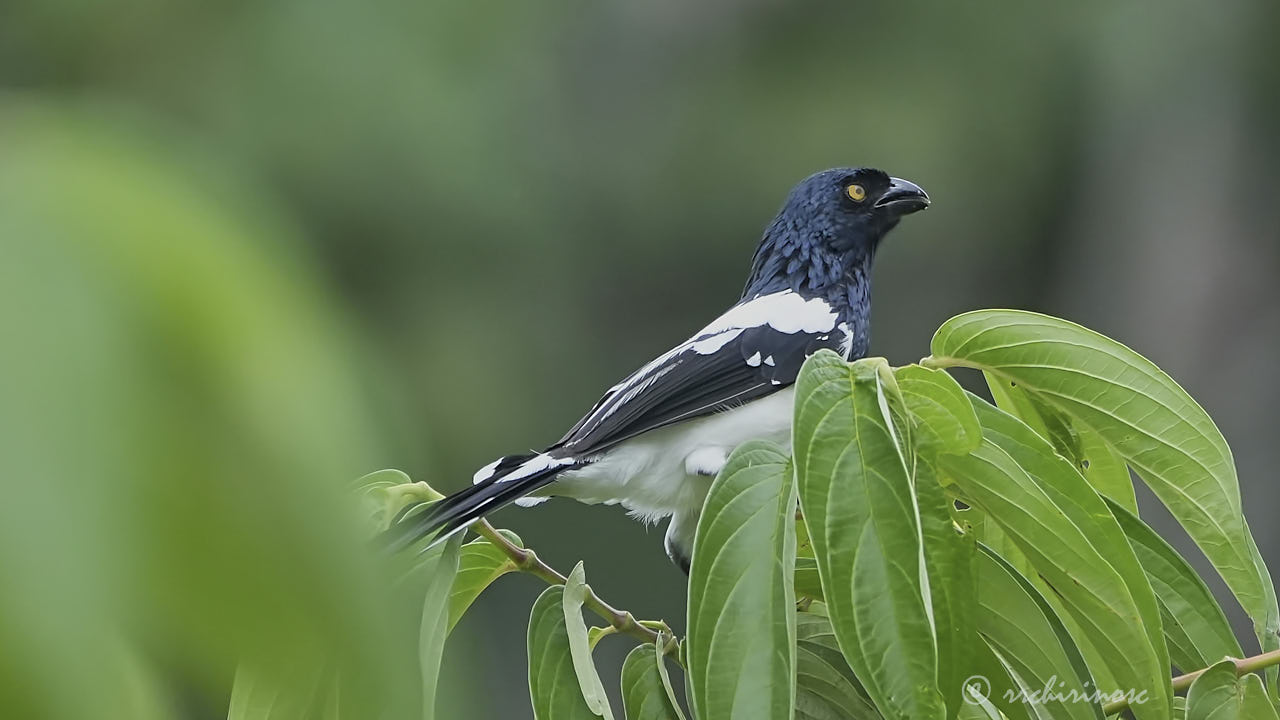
[3,0,1279,717]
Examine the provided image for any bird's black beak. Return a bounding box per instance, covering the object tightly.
[875,177,930,215]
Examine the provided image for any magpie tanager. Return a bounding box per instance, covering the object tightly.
[383,167,929,572]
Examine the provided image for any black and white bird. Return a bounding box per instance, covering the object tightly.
[384,167,929,571]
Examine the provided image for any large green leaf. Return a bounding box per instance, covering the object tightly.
[620,640,686,720]
[1107,499,1242,672]
[982,373,1137,513]
[794,607,881,720]
[528,586,597,720]
[930,310,1279,657]
[686,440,797,720]
[418,534,463,720]
[974,547,1102,720]
[934,399,1171,719]
[562,563,615,719]
[793,352,944,720]
[446,530,522,631]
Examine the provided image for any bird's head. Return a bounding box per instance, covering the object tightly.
[744,167,929,298]
[773,167,929,253]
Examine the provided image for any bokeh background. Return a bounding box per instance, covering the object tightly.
[3,0,1279,717]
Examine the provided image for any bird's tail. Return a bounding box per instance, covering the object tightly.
[379,452,578,553]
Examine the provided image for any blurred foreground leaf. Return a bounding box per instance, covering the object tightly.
[419,535,464,719]
[0,100,416,718]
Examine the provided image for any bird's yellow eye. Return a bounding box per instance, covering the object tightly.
[846,184,866,202]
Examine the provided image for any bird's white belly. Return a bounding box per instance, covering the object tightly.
[549,387,796,523]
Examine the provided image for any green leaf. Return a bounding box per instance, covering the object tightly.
[965,637,1035,720]
[1239,674,1280,720]
[446,530,522,631]
[931,310,1279,656]
[966,506,1124,703]
[915,462,979,720]
[967,511,1123,701]
[1185,660,1243,720]
[793,352,945,720]
[364,473,446,533]
[1177,661,1280,717]
[562,563,616,719]
[620,640,686,720]
[982,372,1137,513]
[894,364,982,457]
[956,683,1009,720]
[1184,664,1280,719]
[588,626,616,650]
[1106,498,1242,672]
[974,547,1103,720]
[795,557,825,602]
[795,608,882,720]
[686,440,797,719]
[418,533,463,720]
[356,468,412,496]
[528,586,598,720]
[934,398,1171,719]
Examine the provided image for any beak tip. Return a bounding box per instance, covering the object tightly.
[876,177,930,214]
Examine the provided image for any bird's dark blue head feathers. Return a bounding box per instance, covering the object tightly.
[742,167,928,302]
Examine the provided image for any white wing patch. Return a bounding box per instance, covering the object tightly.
[701,290,838,338]
[838,321,854,358]
[500,453,576,483]
[689,328,743,355]
[472,458,503,485]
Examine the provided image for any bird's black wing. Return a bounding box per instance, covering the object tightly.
[554,290,849,455]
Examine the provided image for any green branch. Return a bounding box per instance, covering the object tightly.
[471,519,682,663]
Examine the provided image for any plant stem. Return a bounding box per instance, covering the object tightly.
[471,519,682,663]
[1102,649,1280,716]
